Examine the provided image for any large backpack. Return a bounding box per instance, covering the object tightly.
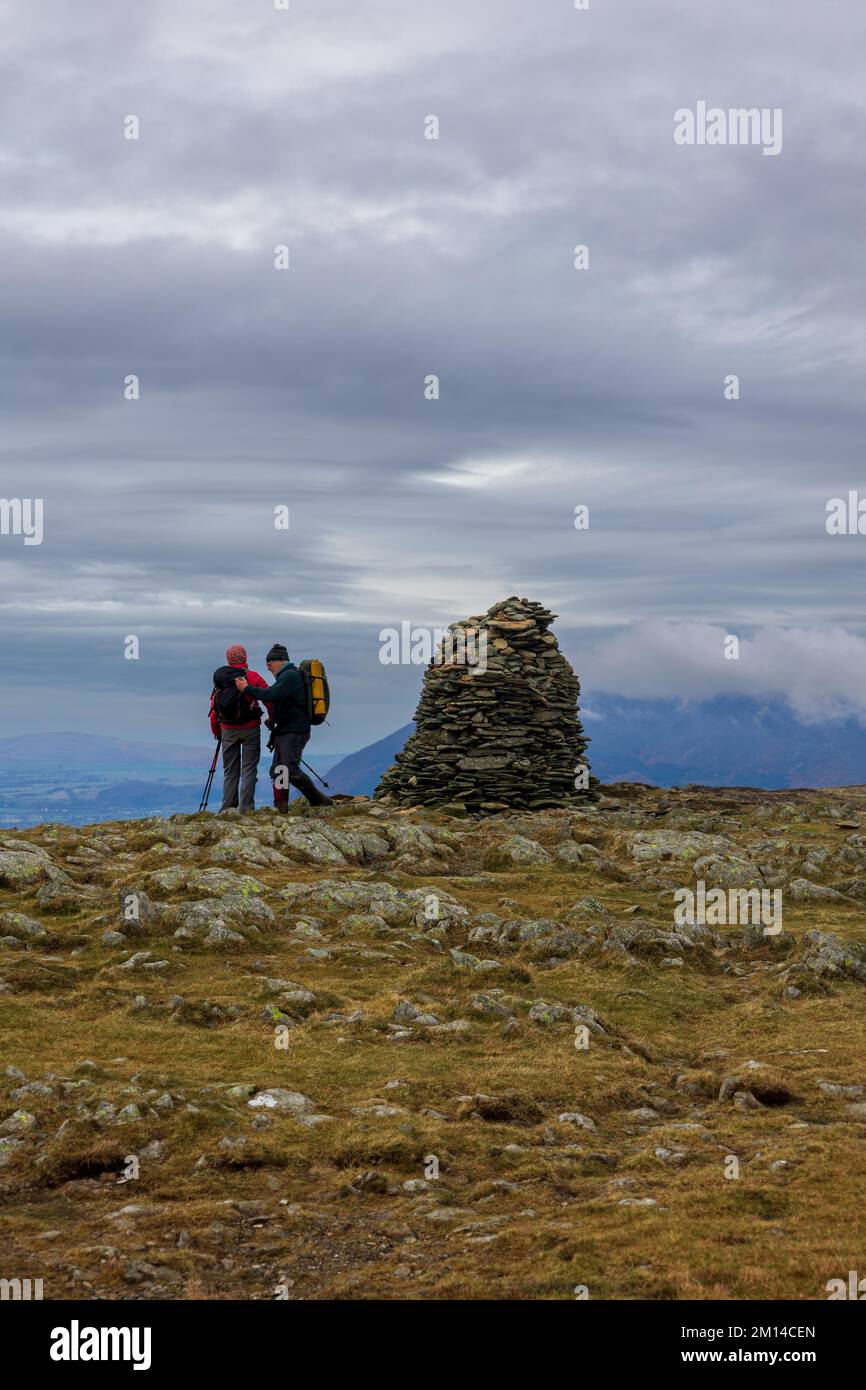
[212,668,254,726]
[298,658,330,725]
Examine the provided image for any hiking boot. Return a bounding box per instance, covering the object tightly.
[290,772,333,807]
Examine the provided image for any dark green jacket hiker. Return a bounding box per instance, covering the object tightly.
[251,661,310,735]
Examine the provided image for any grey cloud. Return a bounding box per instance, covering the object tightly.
[1,0,864,748]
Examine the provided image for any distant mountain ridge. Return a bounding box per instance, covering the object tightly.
[0,735,346,827]
[325,724,414,797]
[4,696,866,826]
[325,695,866,795]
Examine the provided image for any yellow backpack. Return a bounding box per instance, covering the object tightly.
[298,658,330,725]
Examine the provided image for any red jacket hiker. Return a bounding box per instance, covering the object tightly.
[209,645,268,737]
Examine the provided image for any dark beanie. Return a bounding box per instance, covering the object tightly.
[266,643,289,663]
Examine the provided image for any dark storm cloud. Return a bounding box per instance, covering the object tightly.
[1,0,865,747]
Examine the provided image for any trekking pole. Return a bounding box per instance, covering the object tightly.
[199,738,222,812]
[300,758,330,788]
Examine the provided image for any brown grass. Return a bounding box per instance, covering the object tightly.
[2,785,866,1299]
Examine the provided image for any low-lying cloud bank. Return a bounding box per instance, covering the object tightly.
[583,621,866,724]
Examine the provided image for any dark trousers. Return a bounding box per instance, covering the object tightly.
[220,726,261,812]
[270,730,329,806]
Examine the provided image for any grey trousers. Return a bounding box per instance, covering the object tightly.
[270,730,331,805]
[220,726,261,812]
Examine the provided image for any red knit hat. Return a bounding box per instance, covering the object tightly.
[226,644,248,667]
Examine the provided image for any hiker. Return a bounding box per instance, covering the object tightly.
[235,643,332,809]
[210,643,268,813]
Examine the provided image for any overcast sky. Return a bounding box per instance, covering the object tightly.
[1,0,864,752]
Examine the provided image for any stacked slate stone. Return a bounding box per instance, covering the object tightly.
[375,597,592,811]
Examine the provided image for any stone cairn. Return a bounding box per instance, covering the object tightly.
[375,596,592,811]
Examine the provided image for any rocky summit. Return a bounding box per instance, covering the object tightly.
[2,782,866,1299]
[375,596,592,810]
